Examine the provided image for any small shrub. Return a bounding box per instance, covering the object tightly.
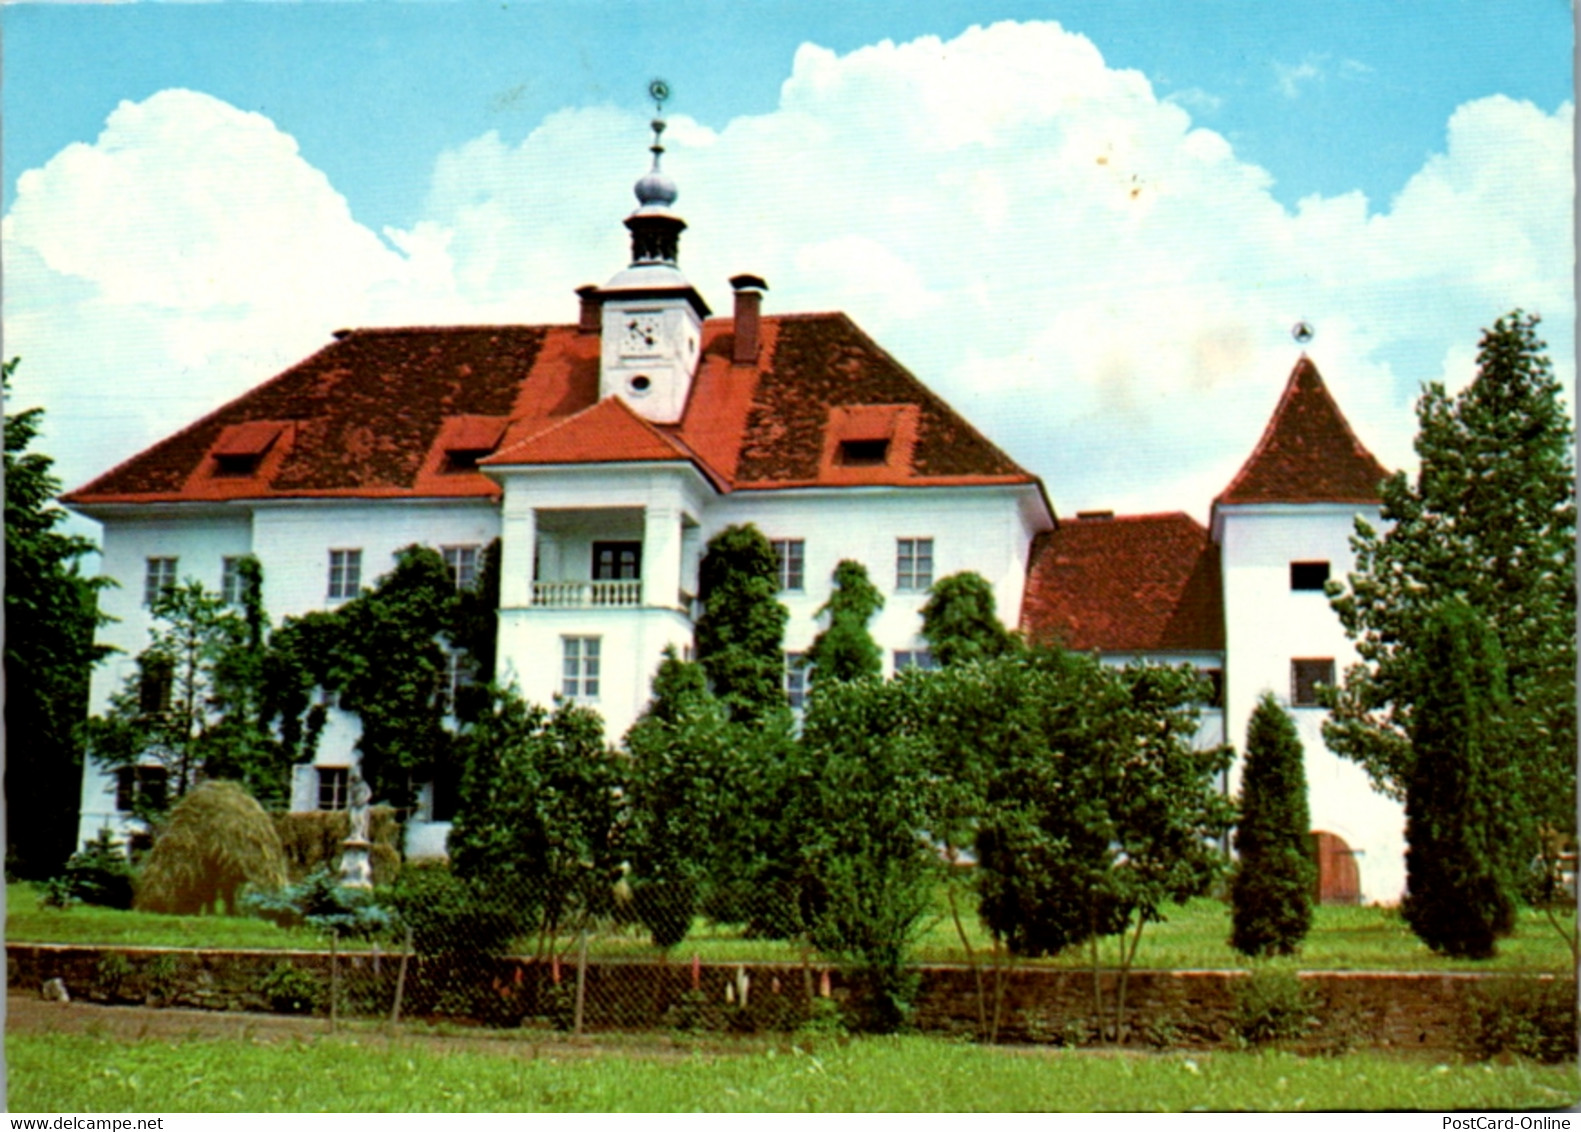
[258,961,320,1015]
[667,988,712,1033]
[796,995,849,1038]
[91,953,138,1003]
[1463,978,1578,1064]
[1233,969,1319,1046]
[142,954,180,1005]
[43,830,135,910]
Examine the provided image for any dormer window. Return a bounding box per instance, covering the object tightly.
[210,421,283,478]
[838,438,890,466]
[435,416,508,474]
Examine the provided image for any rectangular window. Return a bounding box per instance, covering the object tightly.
[317,767,350,812]
[1291,658,1335,707]
[562,637,601,700]
[143,557,178,607]
[220,556,252,606]
[442,545,481,590]
[837,438,890,466]
[1290,561,1331,591]
[115,766,168,814]
[137,656,174,716]
[893,649,939,673]
[772,539,805,592]
[784,652,809,710]
[440,648,479,716]
[592,542,642,581]
[1200,667,1225,708]
[896,538,934,592]
[327,549,362,600]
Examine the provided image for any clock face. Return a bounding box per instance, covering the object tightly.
[622,313,662,355]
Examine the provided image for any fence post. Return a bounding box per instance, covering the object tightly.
[329,930,339,1035]
[573,930,589,1036]
[390,924,413,1030]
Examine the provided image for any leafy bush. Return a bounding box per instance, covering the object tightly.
[384,864,524,958]
[1463,978,1578,1063]
[1232,969,1319,1046]
[258,961,320,1015]
[42,829,135,910]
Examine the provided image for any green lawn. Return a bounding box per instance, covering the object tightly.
[8,1030,1577,1112]
[11,881,1572,973]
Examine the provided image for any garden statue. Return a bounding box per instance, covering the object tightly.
[338,771,375,890]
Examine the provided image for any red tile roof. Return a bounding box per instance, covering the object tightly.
[65,313,1033,507]
[1020,512,1224,653]
[1216,356,1388,506]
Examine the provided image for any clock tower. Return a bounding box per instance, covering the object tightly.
[589,96,710,425]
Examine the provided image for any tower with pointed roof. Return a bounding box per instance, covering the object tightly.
[1212,354,1404,904]
[588,102,710,424]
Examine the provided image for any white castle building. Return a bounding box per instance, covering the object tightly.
[65,118,1406,901]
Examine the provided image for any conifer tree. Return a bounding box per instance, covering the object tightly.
[1230,694,1314,957]
[1401,599,1522,959]
[693,524,789,723]
[806,559,884,684]
[920,572,1016,666]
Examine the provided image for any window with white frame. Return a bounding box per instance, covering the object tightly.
[115,766,168,813]
[440,648,479,716]
[895,538,934,592]
[772,539,805,592]
[893,649,939,673]
[562,637,601,700]
[327,549,362,600]
[221,556,251,606]
[317,767,350,812]
[144,557,179,607]
[443,544,481,590]
[784,651,809,710]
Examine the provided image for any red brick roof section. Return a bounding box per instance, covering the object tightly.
[1216,355,1388,505]
[486,396,698,468]
[1020,512,1225,653]
[65,314,1033,506]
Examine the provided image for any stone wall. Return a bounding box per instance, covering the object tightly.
[8,942,1567,1054]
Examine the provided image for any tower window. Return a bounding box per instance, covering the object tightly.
[1291,658,1335,707]
[1290,561,1331,591]
[628,375,653,395]
[116,766,168,814]
[838,439,890,466]
[138,656,174,716]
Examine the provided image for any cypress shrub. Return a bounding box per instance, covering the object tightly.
[1230,694,1315,956]
[1403,599,1521,958]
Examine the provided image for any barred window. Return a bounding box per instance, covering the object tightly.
[143,557,178,607]
[896,538,934,592]
[1291,658,1335,707]
[115,766,168,813]
[562,637,601,700]
[327,549,362,601]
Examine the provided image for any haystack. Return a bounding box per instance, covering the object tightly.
[135,780,288,915]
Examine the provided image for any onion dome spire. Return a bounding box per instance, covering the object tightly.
[626,79,686,266]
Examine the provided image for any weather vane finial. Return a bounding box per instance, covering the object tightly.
[646,78,671,170]
[1292,320,1315,346]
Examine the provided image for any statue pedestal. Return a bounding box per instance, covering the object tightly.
[339,838,374,890]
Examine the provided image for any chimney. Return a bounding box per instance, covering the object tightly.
[575,285,601,334]
[730,274,768,364]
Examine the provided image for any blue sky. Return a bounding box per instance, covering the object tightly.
[3,1,1573,524]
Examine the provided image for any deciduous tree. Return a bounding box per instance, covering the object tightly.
[919,571,1016,667]
[693,524,789,723]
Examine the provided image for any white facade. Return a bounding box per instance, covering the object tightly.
[1214,501,1406,903]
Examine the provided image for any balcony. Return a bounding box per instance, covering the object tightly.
[533,579,643,608]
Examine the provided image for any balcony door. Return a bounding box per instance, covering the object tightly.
[592,541,642,581]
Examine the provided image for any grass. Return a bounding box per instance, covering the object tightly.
[11,881,1572,973]
[8,1030,1578,1112]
